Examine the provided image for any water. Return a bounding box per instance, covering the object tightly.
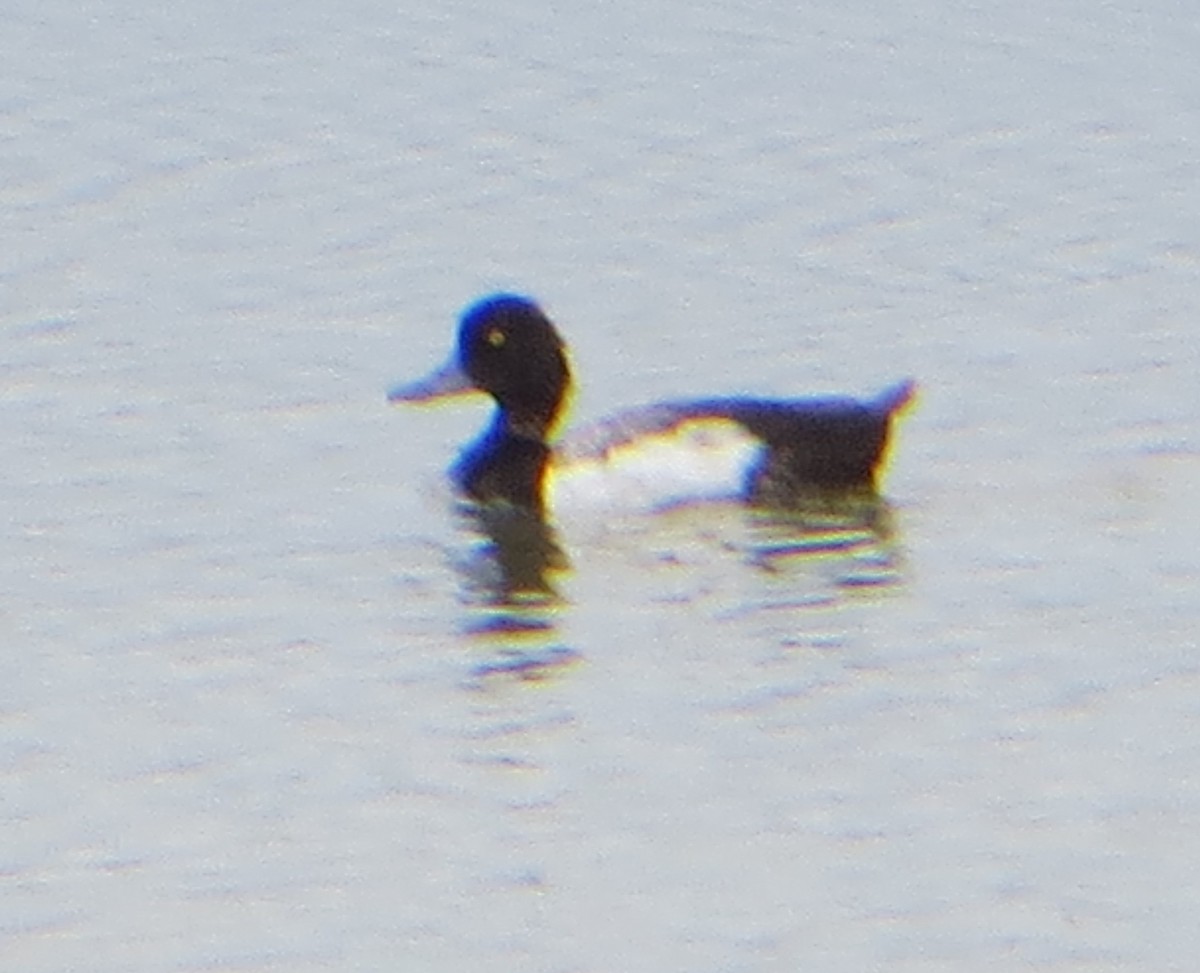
[4,1,1199,970]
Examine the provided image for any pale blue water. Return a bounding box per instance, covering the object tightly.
[4,1,1199,970]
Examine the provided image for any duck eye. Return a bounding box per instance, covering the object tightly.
[485,327,506,349]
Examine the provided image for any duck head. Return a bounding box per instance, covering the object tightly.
[389,294,572,439]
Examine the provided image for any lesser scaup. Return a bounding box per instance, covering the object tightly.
[389,294,916,517]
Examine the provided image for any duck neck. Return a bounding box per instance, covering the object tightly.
[456,410,553,514]
[493,354,570,443]
[501,405,560,442]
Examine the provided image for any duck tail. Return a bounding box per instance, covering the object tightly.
[875,379,918,417]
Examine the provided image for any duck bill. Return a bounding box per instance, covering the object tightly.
[388,358,476,403]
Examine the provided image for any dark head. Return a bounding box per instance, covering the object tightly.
[390,293,572,438]
[457,295,571,434]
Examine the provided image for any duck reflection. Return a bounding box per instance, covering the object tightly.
[744,490,905,588]
[453,501,580,683]
[448,488,905,679]
[457,501,568,599]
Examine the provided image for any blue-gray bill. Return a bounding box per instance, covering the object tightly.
[387,358,475,403]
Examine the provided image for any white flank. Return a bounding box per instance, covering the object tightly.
[546,418,763,516]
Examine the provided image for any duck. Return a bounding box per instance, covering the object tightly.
[388,293,916,519]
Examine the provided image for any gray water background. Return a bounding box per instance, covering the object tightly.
[4,1,1199,970]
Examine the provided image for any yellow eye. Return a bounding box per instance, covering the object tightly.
[486,328,506,348]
